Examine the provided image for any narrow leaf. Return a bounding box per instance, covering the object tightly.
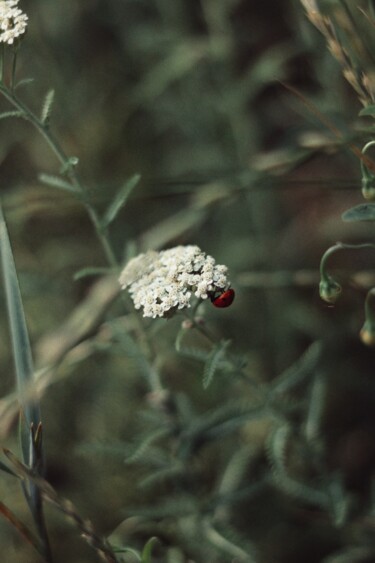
[0,459,17,477]
[0,206,47,550]
[359,104,375,117]
[15,78,34,90]
[112,545,141,560]
[202,340,230,389]
[125,428,170,465]
[38,172,77,193]
[342,203,375,222]
[102,173,140,228]
[40,89,55,124]
[73,267,111,281]
[0,204,40,437]
[0,110,25,120]
[141,537,159,563]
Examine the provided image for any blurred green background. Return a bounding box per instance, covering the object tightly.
[1,1,375,562]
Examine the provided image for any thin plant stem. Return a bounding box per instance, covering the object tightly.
[320,242,375,279]
[0,81,163,391]
[0,83,118,268]
[10,49,17,92]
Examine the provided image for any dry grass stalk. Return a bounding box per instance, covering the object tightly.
[300,0,375,105]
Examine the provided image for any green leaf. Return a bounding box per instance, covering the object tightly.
[73,267,111,281]
[359,104,375,117]
[40,89,55,124]
[38,173,78,193]
[101,173,141,228]
[202,340,231,389]
[141,537,159,563]
[0,459,17,477]
[0,204,40,440]
[112,545,141,560]
[0,110,25,120]
[342,203,375,222]
[125,428,171,465]
[0,210,47,549]
[14,78,35,90]
[175,325,210,361]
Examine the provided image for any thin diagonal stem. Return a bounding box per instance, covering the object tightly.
[0,83,118,268]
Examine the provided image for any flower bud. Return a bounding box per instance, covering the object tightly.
[360,288,375,346]
[361,176,375,201]
[360,321,375,347]
[319,276,342,304]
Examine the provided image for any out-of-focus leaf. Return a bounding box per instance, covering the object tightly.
[141,537,160,563]
[0,205,45,543]
[0,459,16,477]
[0,110,25,120]
[14,78,35,90]
[0,204,40,438]
[132,41,207,104]
[38,173,77,193]
[342,203,375,221]
[359,104,375,117]
[101,173,140,228]
[40,89,55,124]
[203,340,231,389]
[73,267,112,281]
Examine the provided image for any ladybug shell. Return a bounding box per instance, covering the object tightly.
[211,288,235,308]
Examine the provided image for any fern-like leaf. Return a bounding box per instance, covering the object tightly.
[266,424,329,508]
[0,110,25,120]
[40,89,55,124]
[125,427,171,465]
[203,340,231,389]
[270,340,321,396]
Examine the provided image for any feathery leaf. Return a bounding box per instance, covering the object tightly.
[203,340,231,389]
[40,89,55,124]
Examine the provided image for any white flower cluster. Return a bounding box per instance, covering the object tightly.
[119,245,230,318]
[0,0,27,45]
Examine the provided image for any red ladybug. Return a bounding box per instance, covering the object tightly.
[211,288,235,308]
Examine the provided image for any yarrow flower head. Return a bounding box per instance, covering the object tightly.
[119,245,232,318]
[0,0,28,45]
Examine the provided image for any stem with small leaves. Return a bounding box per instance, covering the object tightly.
[0,82,118,268]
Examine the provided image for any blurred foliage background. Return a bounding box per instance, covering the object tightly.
[2,0,375,562]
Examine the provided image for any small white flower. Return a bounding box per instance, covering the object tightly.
[0,1,27,45]
[119,245,231,318]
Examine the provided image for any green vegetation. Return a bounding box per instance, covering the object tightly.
[1,1,375,562]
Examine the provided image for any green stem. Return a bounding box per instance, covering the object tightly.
[320,242,375,278]
[0,84,118,268]
[10,49,17,92]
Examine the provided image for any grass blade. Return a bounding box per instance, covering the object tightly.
[0,204,40,434]
[141,537,159,563]
[0,205,52,561]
